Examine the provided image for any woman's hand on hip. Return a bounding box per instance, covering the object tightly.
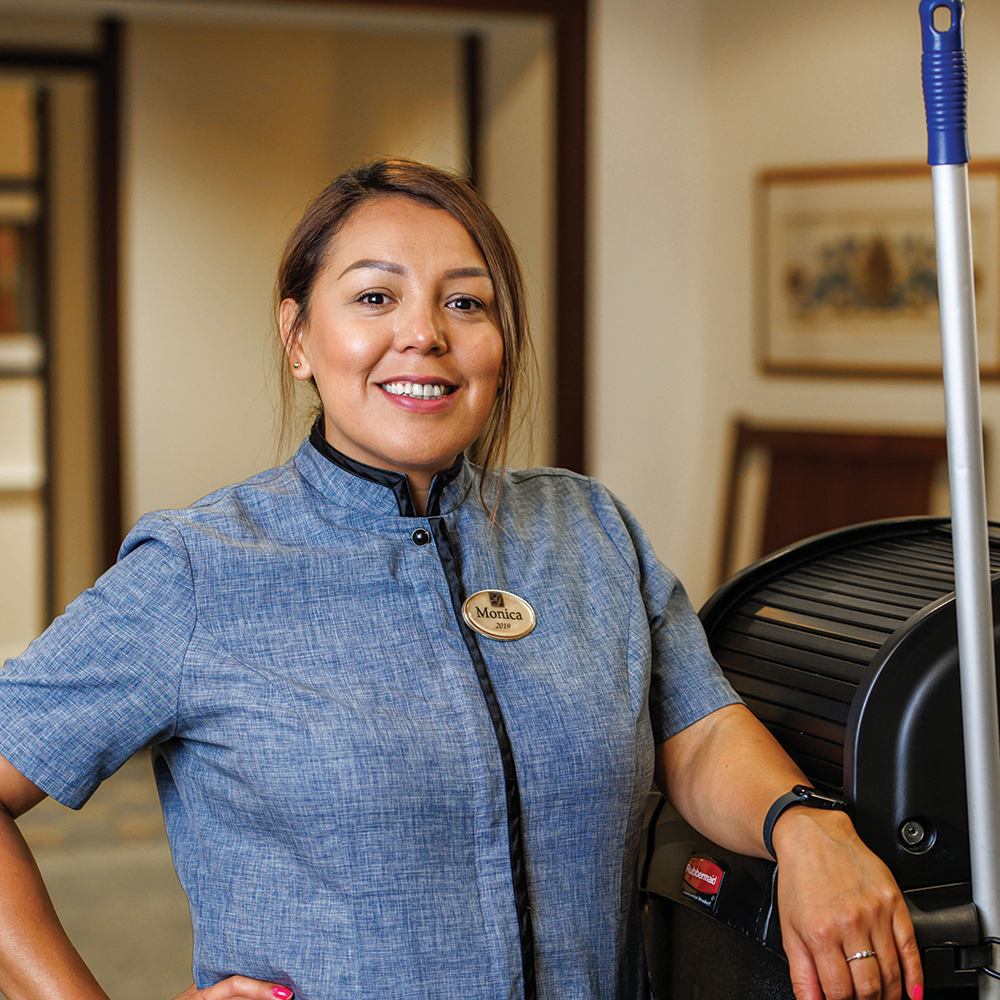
[773,807,923,1000]
[174,978,293,1000]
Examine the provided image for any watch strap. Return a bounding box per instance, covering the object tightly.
[762,784,849,860]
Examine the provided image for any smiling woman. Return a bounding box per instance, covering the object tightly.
[0,159,923,1000]
[275,159,530,516]
[281,195,503,514]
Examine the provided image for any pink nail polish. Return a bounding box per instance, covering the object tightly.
[272,989,292,1000]
[913,985,924,1000]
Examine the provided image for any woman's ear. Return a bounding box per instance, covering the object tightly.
[279,298,311,379]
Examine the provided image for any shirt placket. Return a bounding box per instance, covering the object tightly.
[428,515,537,1000]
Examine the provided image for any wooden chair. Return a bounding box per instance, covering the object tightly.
[716,419,953,586]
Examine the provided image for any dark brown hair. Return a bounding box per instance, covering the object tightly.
[275,158,531,499]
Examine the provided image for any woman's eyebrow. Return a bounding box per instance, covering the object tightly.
[338,258,407,279]
[336,261,489,281]
[446,267,490,280]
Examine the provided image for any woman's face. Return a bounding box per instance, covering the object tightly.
[282,195,503,491]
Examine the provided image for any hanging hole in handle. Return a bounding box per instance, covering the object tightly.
[932,4,953,33]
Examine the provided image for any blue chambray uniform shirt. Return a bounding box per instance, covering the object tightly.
[0,433,739,1000]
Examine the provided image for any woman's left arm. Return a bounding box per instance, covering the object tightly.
[656,703,923,1000]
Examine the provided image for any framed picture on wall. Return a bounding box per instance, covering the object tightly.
[756,161,1000,378]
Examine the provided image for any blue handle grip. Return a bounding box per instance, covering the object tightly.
[920,0,969,165]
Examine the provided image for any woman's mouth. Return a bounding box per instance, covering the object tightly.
[380,382,457,400]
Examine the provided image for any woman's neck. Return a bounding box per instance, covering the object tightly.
[407,476,431,517]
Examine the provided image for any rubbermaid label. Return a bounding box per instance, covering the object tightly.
[681,855,726,910]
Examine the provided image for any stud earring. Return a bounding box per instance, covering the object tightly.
[292,362,301,369]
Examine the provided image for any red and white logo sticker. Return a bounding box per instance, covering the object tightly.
[683,857,725,896]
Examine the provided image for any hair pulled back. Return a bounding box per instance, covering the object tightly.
[275,158,530,492]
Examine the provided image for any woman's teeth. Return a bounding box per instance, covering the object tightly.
[382,382,454,399]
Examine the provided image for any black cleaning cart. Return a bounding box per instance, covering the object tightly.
[641,516,1000,998]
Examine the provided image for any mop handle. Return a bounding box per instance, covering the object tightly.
[920,0,969,166]
[921,2,1000,990]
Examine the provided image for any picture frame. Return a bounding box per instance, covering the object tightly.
[756,162,1000,378]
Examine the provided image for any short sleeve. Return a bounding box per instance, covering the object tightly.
[0,516,195,807]
[596,487,741,744]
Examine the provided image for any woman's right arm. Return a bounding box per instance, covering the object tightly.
[0,752,109,1000]
[0,754,293,1000]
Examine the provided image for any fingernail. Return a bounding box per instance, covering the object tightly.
[913,986,923,1000]
[272,989,292,1000]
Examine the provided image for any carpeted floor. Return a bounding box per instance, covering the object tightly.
[7,753,194,1000]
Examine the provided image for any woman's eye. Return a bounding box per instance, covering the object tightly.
[358,291,389,306]
[449,296,482,312]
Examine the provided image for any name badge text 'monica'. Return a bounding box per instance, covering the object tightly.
[462,590,536,641]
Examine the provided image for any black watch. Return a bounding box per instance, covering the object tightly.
[762,784,850,860]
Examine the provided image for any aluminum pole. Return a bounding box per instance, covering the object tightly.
[921,2,1000,993]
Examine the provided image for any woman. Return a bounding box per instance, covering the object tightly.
[0,159,921,1000]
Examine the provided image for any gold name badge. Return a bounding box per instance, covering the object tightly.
[462,589,536,641]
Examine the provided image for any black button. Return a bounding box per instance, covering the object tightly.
[411,528,431,546]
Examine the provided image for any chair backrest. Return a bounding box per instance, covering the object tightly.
[716,419,952,586]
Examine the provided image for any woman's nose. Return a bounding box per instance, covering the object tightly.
[395,304,447,354]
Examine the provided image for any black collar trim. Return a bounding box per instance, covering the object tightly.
[308,417,464,518]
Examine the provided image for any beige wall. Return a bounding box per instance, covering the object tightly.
[328,30,464,174]
[590,0,711,599]
[482,19,555,469]
[591,0,1000,606]
[126,21,339,520]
